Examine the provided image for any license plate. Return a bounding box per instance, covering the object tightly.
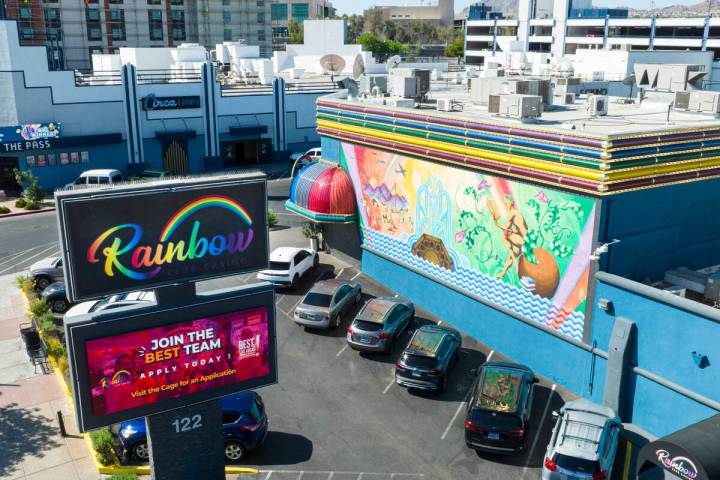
[412,370,422,377]
[487,432,500,440]
[359,337,370,344]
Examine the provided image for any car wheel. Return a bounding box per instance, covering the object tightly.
[224,441,246,462]
[291,274,299,289]
[313,255,319,268]
[51,299,68,313]
[133,441,149,460]
[34,276,50,290]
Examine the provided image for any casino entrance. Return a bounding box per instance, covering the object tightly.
[0,156,20,194]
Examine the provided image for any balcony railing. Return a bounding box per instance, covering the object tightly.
[74,70,123,86]
[136,68,202,84]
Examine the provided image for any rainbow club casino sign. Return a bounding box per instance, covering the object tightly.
[55,174,268,301]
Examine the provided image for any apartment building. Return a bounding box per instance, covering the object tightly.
[2,0,273,70]
[465,0,720,66]
[270,0,333,50]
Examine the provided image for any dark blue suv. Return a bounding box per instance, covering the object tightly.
[118,391,268,462]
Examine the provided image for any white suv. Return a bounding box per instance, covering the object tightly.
[543,399,621,480]
[257,247,318,288]
[64,291,156,319]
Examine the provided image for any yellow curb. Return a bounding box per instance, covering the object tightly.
[21,287,259,477]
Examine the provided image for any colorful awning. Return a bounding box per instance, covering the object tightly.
[285,161,357,222]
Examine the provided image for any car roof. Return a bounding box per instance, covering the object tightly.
[310,279,349,295]
[406,325,454,357]
[269,247,305,261]
[476,364,529,412]
[481,361,533,375]
[555,400,616,459]
[220,391,258,412]
[80,169,121,176]
[355,297,398,324]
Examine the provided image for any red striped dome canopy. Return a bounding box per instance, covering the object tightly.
[285,161,357,222]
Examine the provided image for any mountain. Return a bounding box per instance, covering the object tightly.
[628,2,720,17]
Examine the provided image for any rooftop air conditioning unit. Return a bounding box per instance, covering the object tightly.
[437,98,453,112]
[688,91,720,114]
[497,94,542,121]
[554,92,575,105]
[587,95,608,116]
[391,76,419,98]
[360,75,389,95]
[488,94,501,113]
[674,91,691,111]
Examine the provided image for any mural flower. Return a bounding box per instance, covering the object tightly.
[455,229,467,243]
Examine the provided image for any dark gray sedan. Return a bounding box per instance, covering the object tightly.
[293,280,362,329]
[347,297,415,352]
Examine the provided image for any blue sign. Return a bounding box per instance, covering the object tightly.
[142,95,201,111]
[0,123,62,153]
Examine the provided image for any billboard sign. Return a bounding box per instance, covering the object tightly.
[65,284,277,431]
[142,95,201,111]
[0,122,62,153]
[55,174,268,302]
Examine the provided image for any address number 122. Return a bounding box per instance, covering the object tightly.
[172,414,203,433]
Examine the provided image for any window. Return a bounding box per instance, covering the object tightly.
[109,0,123,3]
[223,11,231,23]
[109,9,126,41]
[224,28,232,41]
[257,28,266,41]
[256,0,264,6]
[148,10,163,40]
[222,0,230,5]
[334,285,351,303]
[222,413,241,424]
[170,0,183,4]
[20,27,35,40]
[19,7,32,19]
[89,47,103,57]
[171,10,185,40]
[272,26,288,38]
[271,3,287,21]
[44,8,61,37]
[147,0,161,4]
[302,293,332,307]
[291,3,309,22]
[98,177,110,184]
[257,12,264,23]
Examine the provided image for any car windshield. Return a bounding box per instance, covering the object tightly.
[269,261,291,270]
[358,300,392,323]
[476,367,524,413]
[353,320,383,332]
[408,330,443,356]
[402,353,437,369]
[554,454,600,474]
[302,292,332,307]
[90,298,112,312]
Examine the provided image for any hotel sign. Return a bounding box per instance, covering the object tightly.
[0,123,62,153]
[142,95,201,111]
[55,174,268,302]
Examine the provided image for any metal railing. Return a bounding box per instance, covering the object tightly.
[136,68,202,84]
[221,81,339,97]
[74,70,123,87]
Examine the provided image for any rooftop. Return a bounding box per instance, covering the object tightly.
[318,83,720,195]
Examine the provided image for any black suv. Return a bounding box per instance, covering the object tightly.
[395,324,462,392]
[465,361,538,454]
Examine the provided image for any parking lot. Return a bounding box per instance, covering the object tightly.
[199,248,574,480]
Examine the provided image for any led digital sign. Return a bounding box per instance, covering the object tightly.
[56,174,268,301]
[65,284,277,431]
[86,307,269,416]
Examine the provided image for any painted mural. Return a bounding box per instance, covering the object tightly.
[341,143,597,341]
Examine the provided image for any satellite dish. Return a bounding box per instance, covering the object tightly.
[387,55,402,72]
[320,54,346,81]
[352,54,365,80]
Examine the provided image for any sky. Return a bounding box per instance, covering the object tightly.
[331,0,702,17]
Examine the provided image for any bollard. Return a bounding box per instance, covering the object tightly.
[57,410,67,437]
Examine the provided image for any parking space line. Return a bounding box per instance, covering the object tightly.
[350,271,362,281]
[264,472,273,480]
[486,350,494,362]
[521,383,556,480]
[336,344,349,357]
[441,396,467,440]
[0,241,57,267]
[297,471,304,480]
[336,268,345,278]
[0,244,60,274]
[437,321,442,326]
[357,473,363,480]
[382,378,395,394]
[327,473,334,480]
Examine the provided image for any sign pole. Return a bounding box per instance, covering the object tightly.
[144,282,225,480]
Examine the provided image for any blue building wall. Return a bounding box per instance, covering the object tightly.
[589,277,720,436]
[599,177,720,282]
[19,142,128,190]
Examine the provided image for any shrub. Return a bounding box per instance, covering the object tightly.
[90,427,119,466]
[268,208,278,228]
[37,311,59,337]
[107,475,139,480]
[57,355,70,387]
[301,221,322,239]
[24,202,40,210]
[15,275,35,297]
[29,298,50,318]
[15,198,26,208]
[46,336,65,359]
[14,169,44,205]
[0,206,9,214]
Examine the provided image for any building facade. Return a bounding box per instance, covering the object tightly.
[1,0,273,71]
[367,0,454,27]
[465,0,720,68]
[0,20,333,192]
[270,0,333,51]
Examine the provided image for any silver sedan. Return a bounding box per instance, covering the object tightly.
[293,280,362,329]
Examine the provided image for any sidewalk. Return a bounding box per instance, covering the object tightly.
[0,274,96,480]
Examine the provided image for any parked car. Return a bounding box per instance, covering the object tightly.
[118,391,268,462]
[65,169,123,189]
[464,361,538,454]
[64,290,155,319]
[41,282,73,313]
[28,256,64,290]
[256,247,318,288]
[293,279,362,329]
[395,324,462,392]
[347,296,414,352]
[542,399,621,480]
[290,147,321,162]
